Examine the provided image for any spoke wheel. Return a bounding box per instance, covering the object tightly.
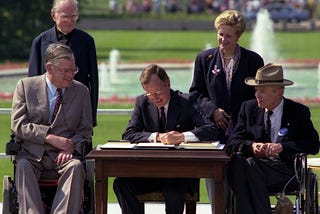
[306,168,319,214]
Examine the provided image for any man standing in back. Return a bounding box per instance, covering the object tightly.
[28,0,98,127]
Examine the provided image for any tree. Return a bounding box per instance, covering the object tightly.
[0,0,52,60]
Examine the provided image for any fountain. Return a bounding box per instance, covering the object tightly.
[250,8,277,64]
[99,63,108,92]
[109,49,120,83]
[99,49,123,96]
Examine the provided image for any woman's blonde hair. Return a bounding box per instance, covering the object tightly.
[214,10,246,37]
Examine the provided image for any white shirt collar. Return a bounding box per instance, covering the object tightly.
[265,98,284,143]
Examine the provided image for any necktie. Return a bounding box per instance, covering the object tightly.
[159,107,166,133]
[51,88,63,124]
[265,110,273,142]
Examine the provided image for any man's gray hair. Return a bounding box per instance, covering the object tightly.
[52,0,79,12]
[45,43,74,64]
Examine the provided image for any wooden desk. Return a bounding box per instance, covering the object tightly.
[86,149,229,214]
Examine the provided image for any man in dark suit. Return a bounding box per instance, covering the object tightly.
[28,0,98,126]
[11,43,93,213]
[113,64,218,214]
[226,63,319,214]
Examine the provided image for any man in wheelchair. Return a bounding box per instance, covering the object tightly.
[10,43,93,213]
[226,63,320,214]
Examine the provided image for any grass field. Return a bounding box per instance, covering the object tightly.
[88,30,320,63]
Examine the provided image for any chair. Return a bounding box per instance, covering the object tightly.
[2,135,95,214]
[136,189,199,214]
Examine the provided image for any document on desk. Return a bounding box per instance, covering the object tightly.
[135,142,177,149]
[98,141,225,150]
[178,141,225,150]
[99,141,136,149]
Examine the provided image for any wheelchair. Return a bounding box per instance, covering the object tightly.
[228,153,319,214]
[2,135,95,214]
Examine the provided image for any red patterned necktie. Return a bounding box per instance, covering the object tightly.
[51,88,63,124]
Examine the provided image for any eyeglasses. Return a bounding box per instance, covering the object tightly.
[53,65,79,75]
[144,84,168,97]
[56,12,79,21]
[144,90,163,97]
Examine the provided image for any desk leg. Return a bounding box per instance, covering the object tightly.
[215,180,225,214]
[95,161,108,214]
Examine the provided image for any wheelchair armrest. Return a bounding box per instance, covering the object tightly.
[6,134,21,155]
[293,153,307,186]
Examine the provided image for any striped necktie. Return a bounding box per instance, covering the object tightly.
[51,88,63,124]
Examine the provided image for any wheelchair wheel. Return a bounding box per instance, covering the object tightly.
[306,168,318,214]
[2,175,19,214]
[3,175,11,214]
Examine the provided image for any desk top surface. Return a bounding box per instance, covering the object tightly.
[86,148,229,161]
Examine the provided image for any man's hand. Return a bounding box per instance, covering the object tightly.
[157,131,184,145]
[252,142,283,158]
[55,151,73,166]
[264,143,283,157]
[252,142,267,158]
[45,134,74,154]
[213,108,230,130]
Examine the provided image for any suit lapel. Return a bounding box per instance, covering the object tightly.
[277,99,291,142]
[36,75,50,123]
[250,106,266,139]
[147,99,160,131]
[55,82,77,123]
[166,91,179,131]
[280,99,291,128]
[48,27,59,43]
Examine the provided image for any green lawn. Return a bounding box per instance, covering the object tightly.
[88,30,320,63]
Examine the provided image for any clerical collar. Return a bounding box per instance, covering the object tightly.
[55,27,72,45]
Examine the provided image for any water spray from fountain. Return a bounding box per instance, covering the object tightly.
[250,8,277,64]
[109,49,120,83]
[99,49,121,96]
[99,63,108,92]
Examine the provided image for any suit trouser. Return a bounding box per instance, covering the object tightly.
[113,177,198,214]
[228,155,296,214]
[15,155,85,214]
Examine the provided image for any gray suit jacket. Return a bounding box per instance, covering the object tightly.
[11,74,93,161]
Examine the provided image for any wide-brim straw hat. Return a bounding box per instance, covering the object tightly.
[245,63,294,86]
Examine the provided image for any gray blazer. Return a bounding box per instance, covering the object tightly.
[11,74,93,161]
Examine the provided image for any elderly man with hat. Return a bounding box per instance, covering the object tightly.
[226,63,319,214]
